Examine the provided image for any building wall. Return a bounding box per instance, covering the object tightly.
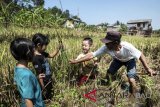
[64,20,74,28]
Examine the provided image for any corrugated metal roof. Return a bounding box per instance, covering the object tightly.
[68,18,81,22]
[127,19,152,24]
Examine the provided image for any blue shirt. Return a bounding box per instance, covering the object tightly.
[14,67,45,107]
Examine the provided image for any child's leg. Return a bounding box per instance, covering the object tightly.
[45,80,53,99]
[77,75,88,86]
[43,77,53,100]
[89,69,99,79]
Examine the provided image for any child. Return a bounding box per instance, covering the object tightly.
[32,33,61,100]
[70,31,156,95]
[75,37,99,86]
[10,38,45,107]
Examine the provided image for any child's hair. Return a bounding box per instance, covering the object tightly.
[83,37,93,46]
[10,38,34,61]
[32,33,49,47]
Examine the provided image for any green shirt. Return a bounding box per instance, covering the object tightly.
[14,67,45,107]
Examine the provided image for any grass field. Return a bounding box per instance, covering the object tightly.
[0,27,160,107]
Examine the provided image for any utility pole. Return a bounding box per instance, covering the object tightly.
[77,7,79,17]
[58,0,63,12]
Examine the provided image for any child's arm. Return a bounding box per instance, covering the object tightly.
[48,45,62,58]
[38,74,45,89]
[25,99,34,107]
[139,53,156,76]
[33,59,45,89]
[48,49,60,58]
[20,75,38,106]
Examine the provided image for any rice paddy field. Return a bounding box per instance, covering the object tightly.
[0,27,160,107]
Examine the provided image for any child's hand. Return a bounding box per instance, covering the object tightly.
[38,73,45,79]
[57,43,64,50]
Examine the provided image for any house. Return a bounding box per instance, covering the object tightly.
[64,18,81,28]
[96,23,108,31]
[107,25,121,32]
[127,19,152,36]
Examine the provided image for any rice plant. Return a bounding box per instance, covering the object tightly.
[0,27,160,107]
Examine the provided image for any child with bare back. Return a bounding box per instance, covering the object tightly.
[74,37,99,86]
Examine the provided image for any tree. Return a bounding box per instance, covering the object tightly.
[32,0,44,7]
[0,1,16,28]
[119,23,127,33]
[97,22,109,27]
[113,20,120,26]
[62,10,70,18]
[49,6,62,15]
[71,15,81,22]
[0,0,84,28]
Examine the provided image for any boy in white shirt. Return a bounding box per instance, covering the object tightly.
[70,31,155,95]
[75,37,99,86]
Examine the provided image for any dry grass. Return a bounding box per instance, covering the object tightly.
[0,27,160,107]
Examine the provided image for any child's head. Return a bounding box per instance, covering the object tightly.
[10,38,34,61]
[32,33,49,52]
[82,37,93,54]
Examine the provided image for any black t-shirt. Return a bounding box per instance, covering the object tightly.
[32,52,52,77]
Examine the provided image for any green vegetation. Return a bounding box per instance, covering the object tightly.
[0,0,82,28]
[0,0,160,107]
[0,27,160,106]
[0,0,129,33]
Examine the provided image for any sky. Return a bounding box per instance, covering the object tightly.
[44,0,160,30]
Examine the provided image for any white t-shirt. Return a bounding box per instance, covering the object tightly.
[93,41,141,62]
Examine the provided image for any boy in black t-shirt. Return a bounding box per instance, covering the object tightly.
[32,33,61,100]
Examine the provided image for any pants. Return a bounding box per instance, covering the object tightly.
[43,76,53,100]
[107,58,136,79]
